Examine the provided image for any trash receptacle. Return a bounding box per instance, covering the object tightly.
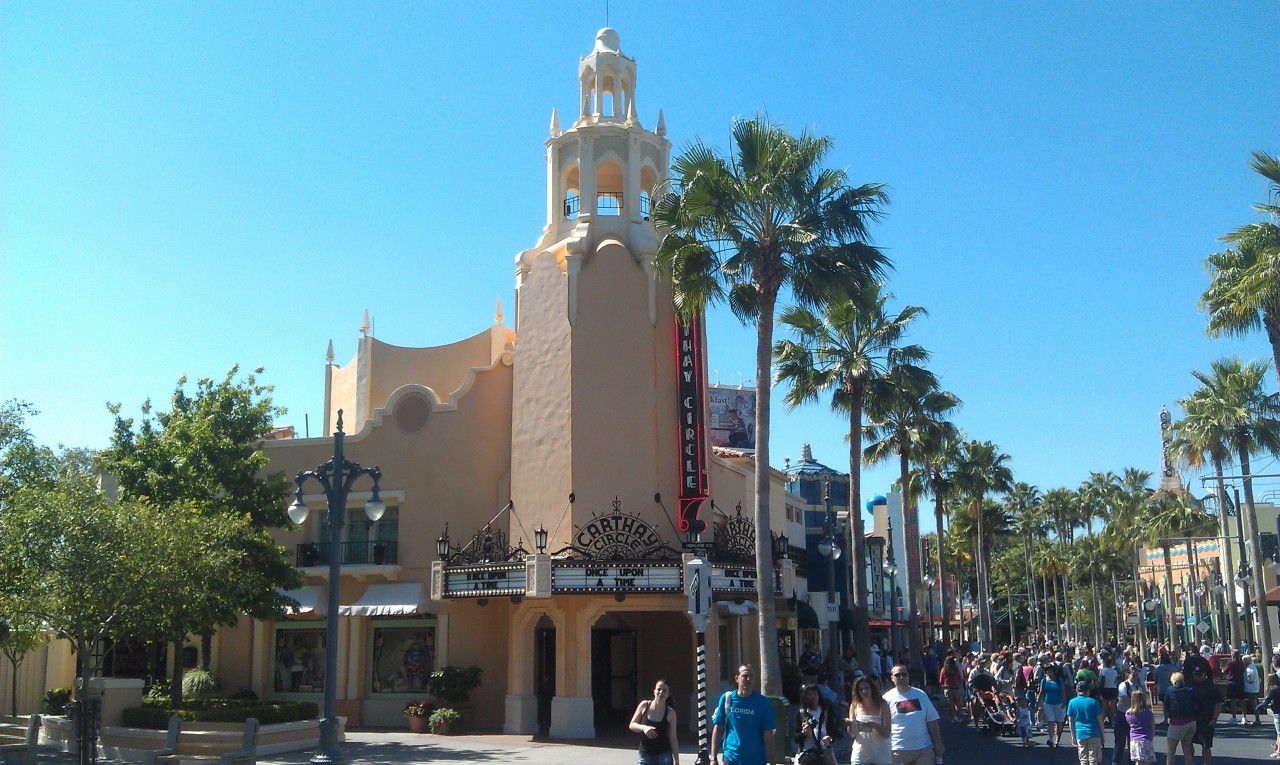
[768,696,791,764]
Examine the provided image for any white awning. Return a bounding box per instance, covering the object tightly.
[717,601,760,616]
[279,586,326,617]
[338,582,433,617]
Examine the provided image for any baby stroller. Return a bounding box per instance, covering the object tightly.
[970,689,1018,736]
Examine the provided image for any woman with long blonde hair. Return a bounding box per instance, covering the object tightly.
[1124,690,1155,764]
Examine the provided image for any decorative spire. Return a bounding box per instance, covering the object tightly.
[656,109,667,137]
[800,443,814,463]
[360,309,371,337]
[624,97,638,127]
[326,340,335,365]
[494,297,504,325]
[549,107,560,137]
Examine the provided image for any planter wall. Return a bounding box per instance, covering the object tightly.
[43,716,346,762]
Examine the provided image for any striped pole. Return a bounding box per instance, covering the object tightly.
[696,632,709,765]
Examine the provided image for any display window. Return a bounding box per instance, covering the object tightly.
[369,619,436,694]
[272,626,326,694]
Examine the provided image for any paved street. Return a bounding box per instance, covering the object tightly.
[26,714,1277,765]
[244,715,1279,765]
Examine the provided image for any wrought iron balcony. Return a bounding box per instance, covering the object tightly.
[296,540,399,567]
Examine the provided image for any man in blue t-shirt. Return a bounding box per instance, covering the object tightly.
[1066,681,1107,765]
[712,664,777,765]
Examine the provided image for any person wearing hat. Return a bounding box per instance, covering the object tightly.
[1066,680,1107,765]
[1189,663,1223,765]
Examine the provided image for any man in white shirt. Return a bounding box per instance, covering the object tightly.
[883,663,945,765]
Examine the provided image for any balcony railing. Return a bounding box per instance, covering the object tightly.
[296,540,399,567]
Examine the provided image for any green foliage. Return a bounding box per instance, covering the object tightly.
[426,665,482,705]
[182,668,220,700]
[123,700,317,728]
[42,688,72,715]
[427,707,460,733]
[402,700,432,717]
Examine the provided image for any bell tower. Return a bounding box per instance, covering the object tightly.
[510,27,677,562]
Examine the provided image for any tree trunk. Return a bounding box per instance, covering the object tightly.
[1263,309,1280,393]
[935,493,950,648]
[1238,443,1274,658]
[201,632,212,671]
[973,497,989,649]
[1214,457,1242,648]
[753,292,781,697]
[1163,544,1177,651]
[898,448,923,670]
[170,641,184,706]
[848,388,872,674]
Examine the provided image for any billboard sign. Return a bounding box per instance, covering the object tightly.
[708,385,756,450]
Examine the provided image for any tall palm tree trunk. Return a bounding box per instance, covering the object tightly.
[1237,445,1274,657]
[1214,457,1242,648]
[934,494,951,647]
[1162,543,1177,650]
[898,450,924,669]
[753,294,781,696]
[973,498,990,648]
[848,392,872,673]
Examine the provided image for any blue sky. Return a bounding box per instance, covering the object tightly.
[4,3,1278,528]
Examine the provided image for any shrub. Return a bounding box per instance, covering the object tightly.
[122,701,319,728]
[426,666,482,705]
[182,668,220,700]
[42,688,72,716]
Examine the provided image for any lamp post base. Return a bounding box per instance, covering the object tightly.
[309,717,343,765]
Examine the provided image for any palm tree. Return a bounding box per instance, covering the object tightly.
[1183,357,1280,655]
[1170,398,1243,647]
[1100,468,1158,655]
[915,422,964,648]
[1042,488,1078,640]
[1144,491,1217,647]
[951,440,1013,648]
[864,365,958,669]
[1006,483,1044,636]
[654,115,889,694]
[1203,151,1280,388]
[1079,472,1119,640]
[774,281,928,672]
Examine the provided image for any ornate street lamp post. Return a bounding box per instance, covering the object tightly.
[287,411,385,765]
[818,481,844,682]
[883,514,900,664]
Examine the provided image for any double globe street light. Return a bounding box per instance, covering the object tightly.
[287,410,385,765]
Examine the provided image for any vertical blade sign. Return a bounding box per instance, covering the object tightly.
[676,315,708,532]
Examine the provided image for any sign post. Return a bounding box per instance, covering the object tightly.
[686,553,712,765]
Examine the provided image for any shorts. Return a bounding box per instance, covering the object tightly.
[1166,721,1196,741]
[1130,738,1156,762]
[1099,688,1119,701]
[638,753,674,765]
[1075,737,1102,765]
[1228,683,1245,700]
[1193,722,1215,747]
[945,688,963,703]
[1042,703,1064,723]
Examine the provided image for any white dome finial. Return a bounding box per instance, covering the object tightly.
[550,107,560,136]
[360,308,371,337]
[326,339,335,365]
[594,28,620,54]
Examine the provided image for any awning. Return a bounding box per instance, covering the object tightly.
[278,586,326,617]
[1264,585,1280,605]
[338,582,433,616]
[797,601,820,629]
[717,601,759,616]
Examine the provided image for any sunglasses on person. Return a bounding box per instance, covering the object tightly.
[891,672,908,678]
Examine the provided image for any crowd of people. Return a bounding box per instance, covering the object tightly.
[628,635,1280,765]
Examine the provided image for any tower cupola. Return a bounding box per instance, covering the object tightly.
[517,28,672,326]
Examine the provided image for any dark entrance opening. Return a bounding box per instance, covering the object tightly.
[591,627,636,734]
[535,621,556,737]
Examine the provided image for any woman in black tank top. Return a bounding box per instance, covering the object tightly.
[630,678,681,765]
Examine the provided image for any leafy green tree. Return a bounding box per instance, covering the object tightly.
[774,281,929,671]
[1203,151,1280,387]
[102,366,300,701]
[654,116,890,694]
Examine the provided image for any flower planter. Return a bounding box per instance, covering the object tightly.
[407,715,429,734]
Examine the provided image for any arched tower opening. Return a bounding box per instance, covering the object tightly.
[596,161,623,216]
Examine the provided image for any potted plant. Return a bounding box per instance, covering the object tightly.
[428,707,461,735]
[403,700,432,733]
[426,665,482,706]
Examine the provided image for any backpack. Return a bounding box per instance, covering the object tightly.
[1165,685,1198,718]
